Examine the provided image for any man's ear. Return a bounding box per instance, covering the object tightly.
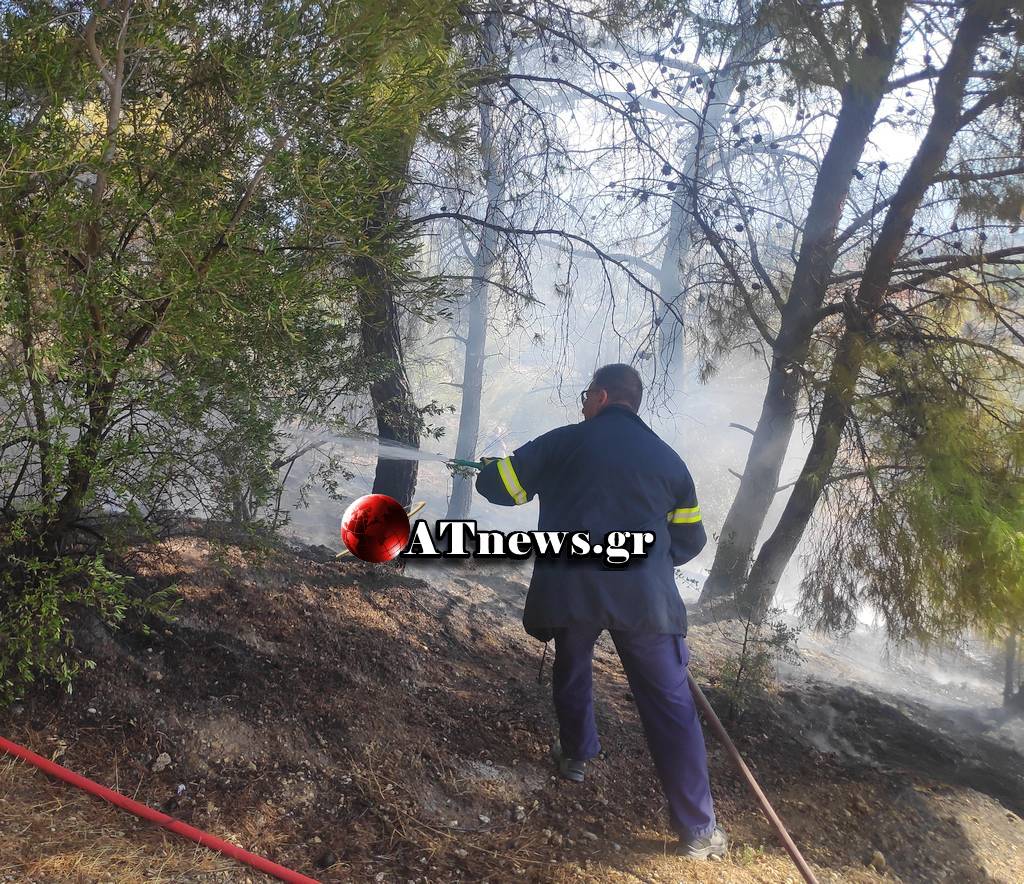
[594,388,609,409]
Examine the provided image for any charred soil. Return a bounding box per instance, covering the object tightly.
[1,532,1021,883]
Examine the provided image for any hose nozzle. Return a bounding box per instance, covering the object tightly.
[446,457,496,471]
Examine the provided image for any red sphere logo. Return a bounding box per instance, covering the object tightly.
[340,494,411,563]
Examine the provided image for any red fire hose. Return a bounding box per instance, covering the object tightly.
[5,681,816,884]
[688,674,819,884]
[0,735,320,884]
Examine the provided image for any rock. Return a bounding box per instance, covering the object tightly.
[582,830,598,841]
[152,753,172,773]
[478,814,490,824]
[454,848,468,859]
[868,850,886,870]
[542,828,553,841]
[146,670,163,682]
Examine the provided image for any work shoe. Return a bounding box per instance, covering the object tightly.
[678,825,728,860]
[550,739,587,783]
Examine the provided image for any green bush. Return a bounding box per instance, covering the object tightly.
[0,515,177,706]
[0,0,464,703]
[715,607,801,726]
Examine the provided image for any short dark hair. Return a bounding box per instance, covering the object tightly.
[591,363,643,411]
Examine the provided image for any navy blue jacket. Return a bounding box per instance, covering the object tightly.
[475,404,706,641]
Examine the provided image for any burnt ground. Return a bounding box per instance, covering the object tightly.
[1,531,1022,883]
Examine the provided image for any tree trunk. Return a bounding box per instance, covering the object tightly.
[357,264,421,509]
[355,131,422,509]
[1006,631,1020,707]
[699,358,801,602]
[446,249,493,519]
[9,222,52,505]
[736,0,998,620]
[699,8,905,606]
[45,378,117,551]
[739,334,862,619]
[655,196,689,395]
[656,10,770,393]
[447,9,503,520]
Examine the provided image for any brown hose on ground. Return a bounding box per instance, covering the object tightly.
[688,673,820,884]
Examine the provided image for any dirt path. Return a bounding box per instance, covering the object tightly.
[1,536,1021,882]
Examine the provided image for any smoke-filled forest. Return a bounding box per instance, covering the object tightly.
[1,1,1023,882]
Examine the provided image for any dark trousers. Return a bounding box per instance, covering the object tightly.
[551,626,717,840]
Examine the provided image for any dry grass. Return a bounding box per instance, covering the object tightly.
[0,758,248,883]
[4,537,1021,884]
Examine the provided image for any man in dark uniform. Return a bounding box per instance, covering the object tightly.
[475,363,727,859]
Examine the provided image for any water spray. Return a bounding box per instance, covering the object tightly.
[299,433,821,880]
[300,430,494,473]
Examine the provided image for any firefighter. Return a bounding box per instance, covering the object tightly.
[475,363,727,859]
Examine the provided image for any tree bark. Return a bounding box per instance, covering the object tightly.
[700,360,801,602]
[738,333,862,620]
[8,221,52,504]
[655,196,689,394]
[655,7,770,393]
[447,9,503,520]
[699,4,906,606]
[356,256,421,509]
[737,0,1000,621]
[353,121,422,508]
[445,243,494,519]
[1006,630,1020,707]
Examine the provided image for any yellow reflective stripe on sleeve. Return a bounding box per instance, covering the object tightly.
[497,456,528,505]
[668,505,701,524]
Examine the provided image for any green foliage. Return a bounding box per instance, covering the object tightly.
[1,0,466,520]
[803,330,1024,642]
[0,0,468,700]
[0,508,178,704]
[715,607,802,726]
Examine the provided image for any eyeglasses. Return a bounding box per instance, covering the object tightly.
[580,388,591,405]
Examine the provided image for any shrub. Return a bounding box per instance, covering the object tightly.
[715,607,801,726]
